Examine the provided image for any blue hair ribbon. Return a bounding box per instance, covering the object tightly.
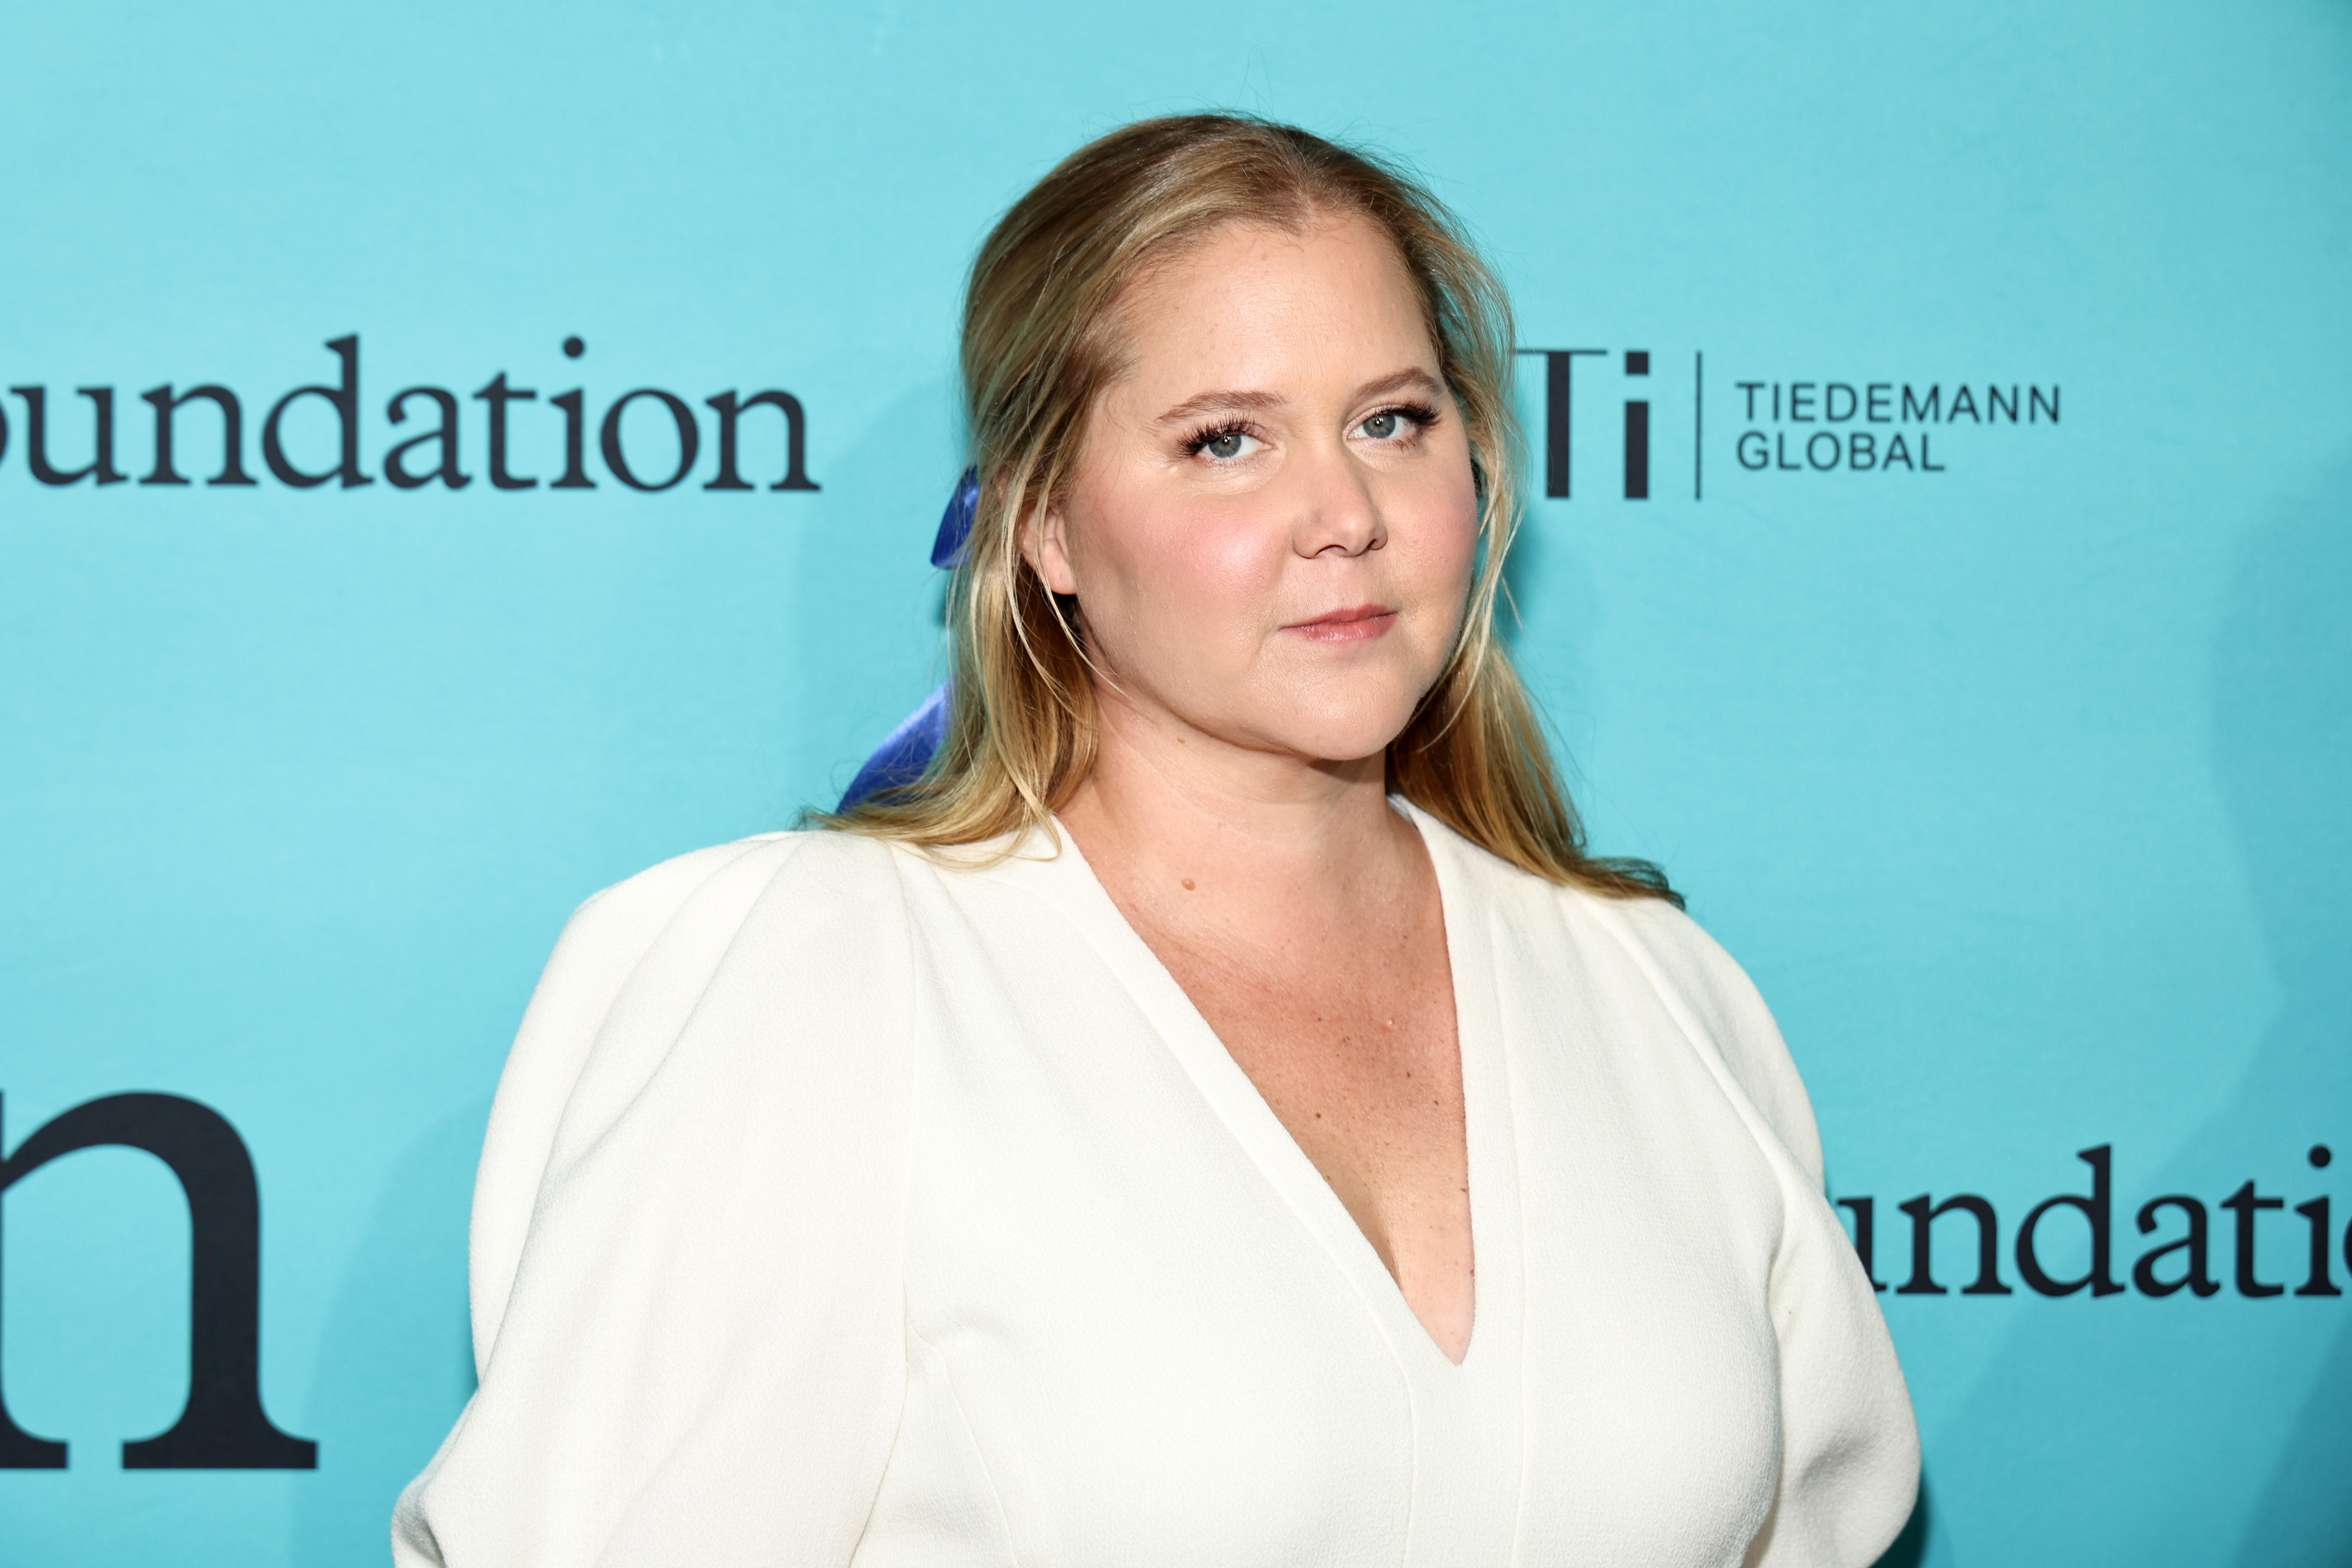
[837,467,978,809]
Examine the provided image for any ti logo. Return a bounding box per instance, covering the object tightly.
[1514,348,1696,501]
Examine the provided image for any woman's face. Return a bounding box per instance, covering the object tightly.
[1027,212,1481,770]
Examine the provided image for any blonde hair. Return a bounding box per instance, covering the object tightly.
[822,113,1674,904]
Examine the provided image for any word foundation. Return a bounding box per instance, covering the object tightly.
[0,335,818,495]
[1837,1144,2347,1299]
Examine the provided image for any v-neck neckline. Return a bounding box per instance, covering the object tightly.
[978,799,1524,1381]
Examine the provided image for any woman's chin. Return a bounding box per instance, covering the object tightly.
[1256,708,1422,771]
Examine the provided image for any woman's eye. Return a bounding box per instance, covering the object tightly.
[1197,429,1259,460]
[1359,410,1413,440]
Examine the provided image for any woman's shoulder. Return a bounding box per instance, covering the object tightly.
[468,827,928,1392]
[500,829,923,1157]
[550,828,946,973]
[1426,819,1827,1186]
[1433,825,1754,1021]
[1587,890,1827,1186]
[571,827,890,923]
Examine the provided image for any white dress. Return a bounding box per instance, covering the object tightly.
[393,802,1917,1568]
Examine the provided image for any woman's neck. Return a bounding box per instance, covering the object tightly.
[1054,694,1424,918]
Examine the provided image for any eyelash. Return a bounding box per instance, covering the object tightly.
[1180,401,1443,458]
[1181,421,1256,458]
[1367,400,1443,439]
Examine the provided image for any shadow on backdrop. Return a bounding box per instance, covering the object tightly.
[290,1102,485,1567]
[1868,1468,1930,1568]
[1838,458,2352,1565]
[2220,461,2352,1565]
[1927,458,2352,1562]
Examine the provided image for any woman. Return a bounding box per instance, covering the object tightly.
[396,115,1916,1567]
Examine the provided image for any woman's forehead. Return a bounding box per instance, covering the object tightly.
[1127,211,1412,311]
[1105,215,1434,391]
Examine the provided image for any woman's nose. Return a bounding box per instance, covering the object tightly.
[1289,445,1387,559]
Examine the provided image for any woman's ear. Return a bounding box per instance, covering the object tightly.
[1018,498,1082,596]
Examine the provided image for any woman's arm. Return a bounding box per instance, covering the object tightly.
[395,832,917,1567]
[1593,896,1922,1567]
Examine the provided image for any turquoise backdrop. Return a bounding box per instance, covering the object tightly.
[2,1,2348,1563]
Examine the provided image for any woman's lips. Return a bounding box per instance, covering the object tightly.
[1283,604,1398,643]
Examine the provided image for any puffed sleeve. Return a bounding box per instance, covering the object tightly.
[1599,896,1922,1568]
[393,830,917,1567]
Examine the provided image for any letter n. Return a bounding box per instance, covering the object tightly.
[1895,1193,2014,1295]
[0,1093,317,1468]
[704,390,819,491]
[141,386,257,486]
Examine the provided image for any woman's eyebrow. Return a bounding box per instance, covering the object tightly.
[1152,368,1442,429]
[1355,368,1443,402]
[1154,388,1284,426]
